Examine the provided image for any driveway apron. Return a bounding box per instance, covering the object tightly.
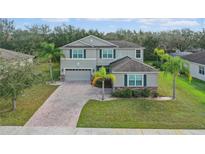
[25,82,103,127]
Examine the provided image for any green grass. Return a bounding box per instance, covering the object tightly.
[77,73,205,129]
[0,61,59,126]
[34,62,60,81]
[0,84,57,126]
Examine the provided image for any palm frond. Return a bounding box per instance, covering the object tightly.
[106,74,116,82]
[92,76,102,86]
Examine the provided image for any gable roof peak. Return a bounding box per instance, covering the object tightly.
[110,56,158,72]
[61,35,118,48]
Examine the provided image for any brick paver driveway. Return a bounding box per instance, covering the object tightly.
[25,82,110,127]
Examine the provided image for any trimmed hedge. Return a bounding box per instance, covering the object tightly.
[112,88,133,98]
[112,88,159,98]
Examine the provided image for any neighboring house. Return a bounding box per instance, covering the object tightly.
[0,48,34,63]
[182,52,205,81]
[170,49,192,57]
[184,48,205,53]
[60,35,159,90]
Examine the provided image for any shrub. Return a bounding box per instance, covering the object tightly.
[141,88,151,97]
[152,61,161,68]
[112,88,132,98]
[152,61,164,71]
[151,91,159,98]
[112,88,152,98]
[132,89,142,97]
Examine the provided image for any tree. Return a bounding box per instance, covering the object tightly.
[0,19,15,49]
[0,60,42,111]
[39,42,64,81]
[154,48,165,64]
[92,67,116,100]
[161,54,192,100]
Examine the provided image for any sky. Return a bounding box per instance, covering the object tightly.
[11,18,205,33]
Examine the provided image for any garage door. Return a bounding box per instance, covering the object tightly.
[65,69,91,81]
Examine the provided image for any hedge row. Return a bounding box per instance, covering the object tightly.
[112,88,159,98]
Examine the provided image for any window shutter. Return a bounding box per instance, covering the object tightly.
[84,49,86,58]
[124,74,127,86]
[70,49,72,58]
[99,49,102,58]
[113,49,116,58]
[144,74,147,87]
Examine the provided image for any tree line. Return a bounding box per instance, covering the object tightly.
[1,18,205,60]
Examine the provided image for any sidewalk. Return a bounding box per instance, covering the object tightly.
[0,127,205,135]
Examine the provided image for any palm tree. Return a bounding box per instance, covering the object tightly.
[40,42,64,81]
[161,54,192,100]
[92,67,116,100]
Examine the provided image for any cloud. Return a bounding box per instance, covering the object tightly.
[137,18,200,28]
[137,18,200,27]
[41,18,69,22]
[161,20,200,27]
[137,18,171,25]
[79,18,134,22]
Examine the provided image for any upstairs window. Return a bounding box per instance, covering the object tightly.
[102,49,114,59]
[199,66,205,75]
[136,50,141,58]
[72,49,84,58]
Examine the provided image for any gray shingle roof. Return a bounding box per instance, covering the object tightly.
[109,40,142,48]
[0,48,34,61]
[110,56,158,72]
[182,52,205,65]
[61,35,143,48]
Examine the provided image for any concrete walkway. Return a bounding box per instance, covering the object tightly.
[1,127,205,135]
[25,82,111,127]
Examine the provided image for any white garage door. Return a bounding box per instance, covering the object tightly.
[65,69,91,81]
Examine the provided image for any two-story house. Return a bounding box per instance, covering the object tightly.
[60,35,159,90]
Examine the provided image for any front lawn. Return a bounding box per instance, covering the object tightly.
[0,84,57,126]
[77,73,205,129]
[0,61,59,126]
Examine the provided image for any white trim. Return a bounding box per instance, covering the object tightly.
[61,37,92,48]
[127,74,144,87]
[112,71,159,74]
[61,58,96,60]
[186,60,205,67]
[199,65,205,75]
[61,47,145,50]
[64,68,93,70]
[63,67,93,75]
[135,49,141,59]
[102,48,115,59]
[64,67,93,70]
[61,35,118,48]
[72,48,84,59]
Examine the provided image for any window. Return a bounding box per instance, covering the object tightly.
[199,66,205,75]
[128,74,143,87]
[72,49,84,58]
[102,49,113,59]
[128,75,135,86]
[136,50,141,58]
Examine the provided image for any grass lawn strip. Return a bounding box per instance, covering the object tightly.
[77,73,205,129]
